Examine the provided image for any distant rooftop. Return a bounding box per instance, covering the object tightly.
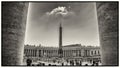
[24,44,100,48]
[63,44,81,47]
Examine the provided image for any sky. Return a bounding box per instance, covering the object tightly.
[25,2,100,47]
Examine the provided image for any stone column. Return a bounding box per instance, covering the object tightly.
[28,49,29,57]
[81,49,84,57]
[36,49,39,58]
[32,50,34,57]
[96,2,118,65]
[41,50,43,57]
[30,50,31,57]
[2,2,29,65]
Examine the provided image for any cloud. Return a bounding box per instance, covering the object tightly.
[46,6,75,19]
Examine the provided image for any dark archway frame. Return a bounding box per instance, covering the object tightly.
[2,2,118,66]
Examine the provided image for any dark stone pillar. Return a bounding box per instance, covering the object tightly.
[96,2,118,65]
[2,2,29,65]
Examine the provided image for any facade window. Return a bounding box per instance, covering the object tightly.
[28,49,30,56]
[29,49,31,56]
[39,50,41,57]
[91,51,93,55]
[26,49,28,56]
[43,50,44,54]
[79,50,81,57]
[98,50,100,55]
[95,50,96,55]
[84,50,87,56]
[87,50,90,56]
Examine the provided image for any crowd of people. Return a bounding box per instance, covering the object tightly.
[26,58,100,66]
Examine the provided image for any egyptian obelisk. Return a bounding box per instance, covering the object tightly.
[58,23,63,58]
